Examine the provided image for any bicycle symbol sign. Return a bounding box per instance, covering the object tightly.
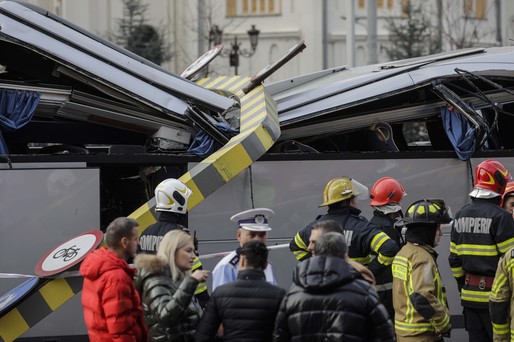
[35,230,104,277]
[52,245,81,262]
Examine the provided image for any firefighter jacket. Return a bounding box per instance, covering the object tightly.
[392,243,451,339]
[289,206,399,276]
[371,211,404,322]
[489,247,514,342]
[138,211,208,306]
[448,198,514,309]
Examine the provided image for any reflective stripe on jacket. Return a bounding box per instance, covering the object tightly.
[490,248,514,342]
[449,199,514,308]
[392,243,451,338]
[289,206,398,276]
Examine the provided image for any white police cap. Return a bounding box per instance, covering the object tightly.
[230,208,274,232]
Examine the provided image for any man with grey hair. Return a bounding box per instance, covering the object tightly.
[274,232,394,342]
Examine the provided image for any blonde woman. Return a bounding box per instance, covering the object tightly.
[135,230,210,341]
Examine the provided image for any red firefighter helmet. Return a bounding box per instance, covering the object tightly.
[369,177,406,206]
[474,160,511,195]
[501,181,514,207]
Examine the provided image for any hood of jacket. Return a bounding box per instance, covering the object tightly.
[293,255,358,292]
[133,253,170,290]
[79,247,134,280]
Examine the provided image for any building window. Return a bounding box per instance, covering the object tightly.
[358,0,400,10]
[464,0,487,18]
[226,0,281,16]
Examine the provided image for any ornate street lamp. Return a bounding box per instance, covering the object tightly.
[209,24,260,75]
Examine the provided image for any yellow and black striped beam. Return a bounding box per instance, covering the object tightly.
[0,277,83,342]
[129,75,280,232]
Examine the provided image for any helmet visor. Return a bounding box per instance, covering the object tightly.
[351,179,369,201]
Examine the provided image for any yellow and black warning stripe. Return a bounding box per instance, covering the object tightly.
[0,277,83,342]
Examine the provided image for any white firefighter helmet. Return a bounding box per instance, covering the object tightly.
[154,178,192,214]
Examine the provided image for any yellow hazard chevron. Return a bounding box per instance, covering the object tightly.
[0,76,279,341]
[0,277,83,342]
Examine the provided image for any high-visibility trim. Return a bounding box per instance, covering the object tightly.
[431,313,450,330]
[491,272,508,294]
[451,243,499,256]
[293,250,309,260]
[450,241,457,254]
[292,233,309,260]
[351,255,373,265]
[497,236,514,254]
[191,257,207,294]
[492,322,509,335]
[450,266,465,278]
[377,253,394,266]
[294,233,308,250]
[461,288,491,302]
[192,257,202,271]
[370,232,389,252]
[0,277,83,341]
[395,320,434,333]
[194,281,207,295]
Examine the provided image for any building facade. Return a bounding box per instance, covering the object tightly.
[24,0,513,82]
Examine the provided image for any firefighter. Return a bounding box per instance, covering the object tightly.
[392,199,452,341]
[289,176,399,277]
[489,246,514,342]
[449,160,514,342]
[369,177,406,324]
[137,178,209,308]
[501,181,514,215]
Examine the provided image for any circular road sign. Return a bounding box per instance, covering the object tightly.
[35,230,104,277]
[180,44,223,79]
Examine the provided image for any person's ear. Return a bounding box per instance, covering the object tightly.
[236,229,242,240]
[120,237,129,249]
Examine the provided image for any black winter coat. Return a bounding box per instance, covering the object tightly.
[195,269,286,342]
[273,256,395,342]
[134,254,202,342]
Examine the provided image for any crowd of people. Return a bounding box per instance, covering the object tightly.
[78,158,514,341]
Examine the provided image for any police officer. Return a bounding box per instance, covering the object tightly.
[393,199,452,341]
[137,178,209,307]
[449,160,514,342]
[290,176,399,277]
[211,208,277,291]
[369,177,406,324]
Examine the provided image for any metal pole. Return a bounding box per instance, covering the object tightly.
[346,0,356,67]
[367,0,378,64]
[437,0,443,51]
[198,0,205,56]
[322,0,328,69]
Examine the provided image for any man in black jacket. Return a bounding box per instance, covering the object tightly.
[275,232,395,342]
[195,240,285,341]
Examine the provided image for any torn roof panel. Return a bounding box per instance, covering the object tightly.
[272,46,514,140]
